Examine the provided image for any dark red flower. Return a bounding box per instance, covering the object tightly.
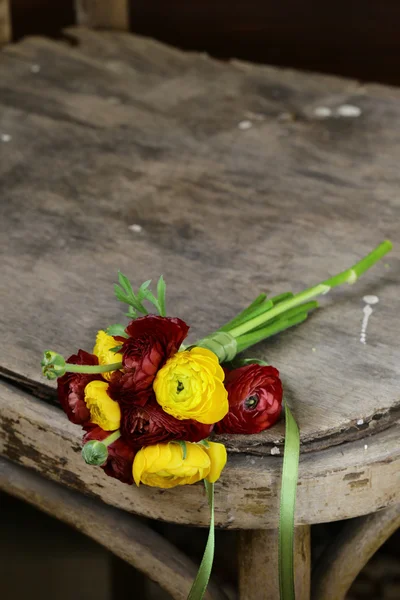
[215,364,283,434]
[83,426,136,485]
[118,315,189,398]
[120,394,213,448]
[57,350,103,425]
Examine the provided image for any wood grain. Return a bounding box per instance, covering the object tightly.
[238,526,310,599]
[0,31,399,456]
[312,503,400,600]
[1,380,399,528]
[0,0,11,45]
[0,457,228,600]
[75,1,129,30]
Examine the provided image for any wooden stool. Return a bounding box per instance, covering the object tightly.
[0,27,399,600]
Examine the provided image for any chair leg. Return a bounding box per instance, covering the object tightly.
[312,504,400,600]
[238,526,311,600]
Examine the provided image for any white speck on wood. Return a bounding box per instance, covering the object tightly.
[312,347,316,353]
[31,64,41,73]
[271,446,280,455]
[1,133,11,142]
[337,104,362,117]
[360,301,374,344]
[314,107,332,118]
[357,419,364,426]
[364,444,368,450]
[129,224,143,233]
[363,295,379,305]
[238,120,252,130]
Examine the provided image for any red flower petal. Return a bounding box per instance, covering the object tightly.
[215,364,283,434]
[57,350,102,425]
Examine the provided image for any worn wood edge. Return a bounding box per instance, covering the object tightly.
[2,367,399,457]
[75,1,129,30]
[1,380,399,528]
[219,402,400,456]
[0,456,228,600]
[0,0,11,46]
[312,504,400,600]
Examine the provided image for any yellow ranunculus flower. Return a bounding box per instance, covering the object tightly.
[132,441,227,488]
[153,347,228,424]
[93,330,123,381]
[84,380,121,431]
[204,441,227,483]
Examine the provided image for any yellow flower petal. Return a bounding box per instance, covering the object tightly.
[133,448,146,486]
[153,348,228,424]
[132,442,211,489]
[84,380,121,431]
[205,442,227,483]
[93,330,123,381]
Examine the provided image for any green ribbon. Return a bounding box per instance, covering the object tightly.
[196,331,238,363]
[187,480,215,600]
[279,400,300,600]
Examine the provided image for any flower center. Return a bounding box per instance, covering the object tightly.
[244,395,259,409]
[177,381,184,393]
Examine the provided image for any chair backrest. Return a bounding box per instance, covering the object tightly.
[0,0,129,47]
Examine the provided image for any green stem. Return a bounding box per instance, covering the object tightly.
[236,312,308,353]
[229,241,392,338]
[249,301,318,334]
[66,362,123,374]
[218,293,268,332]
[103,430,121,446]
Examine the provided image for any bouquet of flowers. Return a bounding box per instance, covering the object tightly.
[41,240,391,600]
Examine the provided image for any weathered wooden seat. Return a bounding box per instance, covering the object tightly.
[0,27,399,600]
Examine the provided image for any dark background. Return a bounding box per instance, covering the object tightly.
[9,0,400,86]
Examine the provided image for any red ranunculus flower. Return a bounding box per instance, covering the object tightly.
[215,364,283,434]
[57,350,102,425]
[118,315,189,399]
[120,394,213,448]
[83,426,136,485]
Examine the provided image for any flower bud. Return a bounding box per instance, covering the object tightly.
[81,440,108,465]
[41,351,66,380]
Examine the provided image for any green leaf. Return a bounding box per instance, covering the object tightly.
[176,440,187,459]
[114,284,130,304]
[125,306,138,319]
[142,288,161,314]
[157,275,166,316]
[187,481,215,600]
[109,345,123,353]
[118,271,134,296]
[106,324,128,338]
[137,280,152,302]
[197,439,210,449]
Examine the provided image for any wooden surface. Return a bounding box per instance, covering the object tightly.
[0,0,11,45]
[0,29,399,458]
[1,380,399,528]
[312,503,400,600]
[75,1,129,30]
[238,526,310,599]
[0,457,227,600]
